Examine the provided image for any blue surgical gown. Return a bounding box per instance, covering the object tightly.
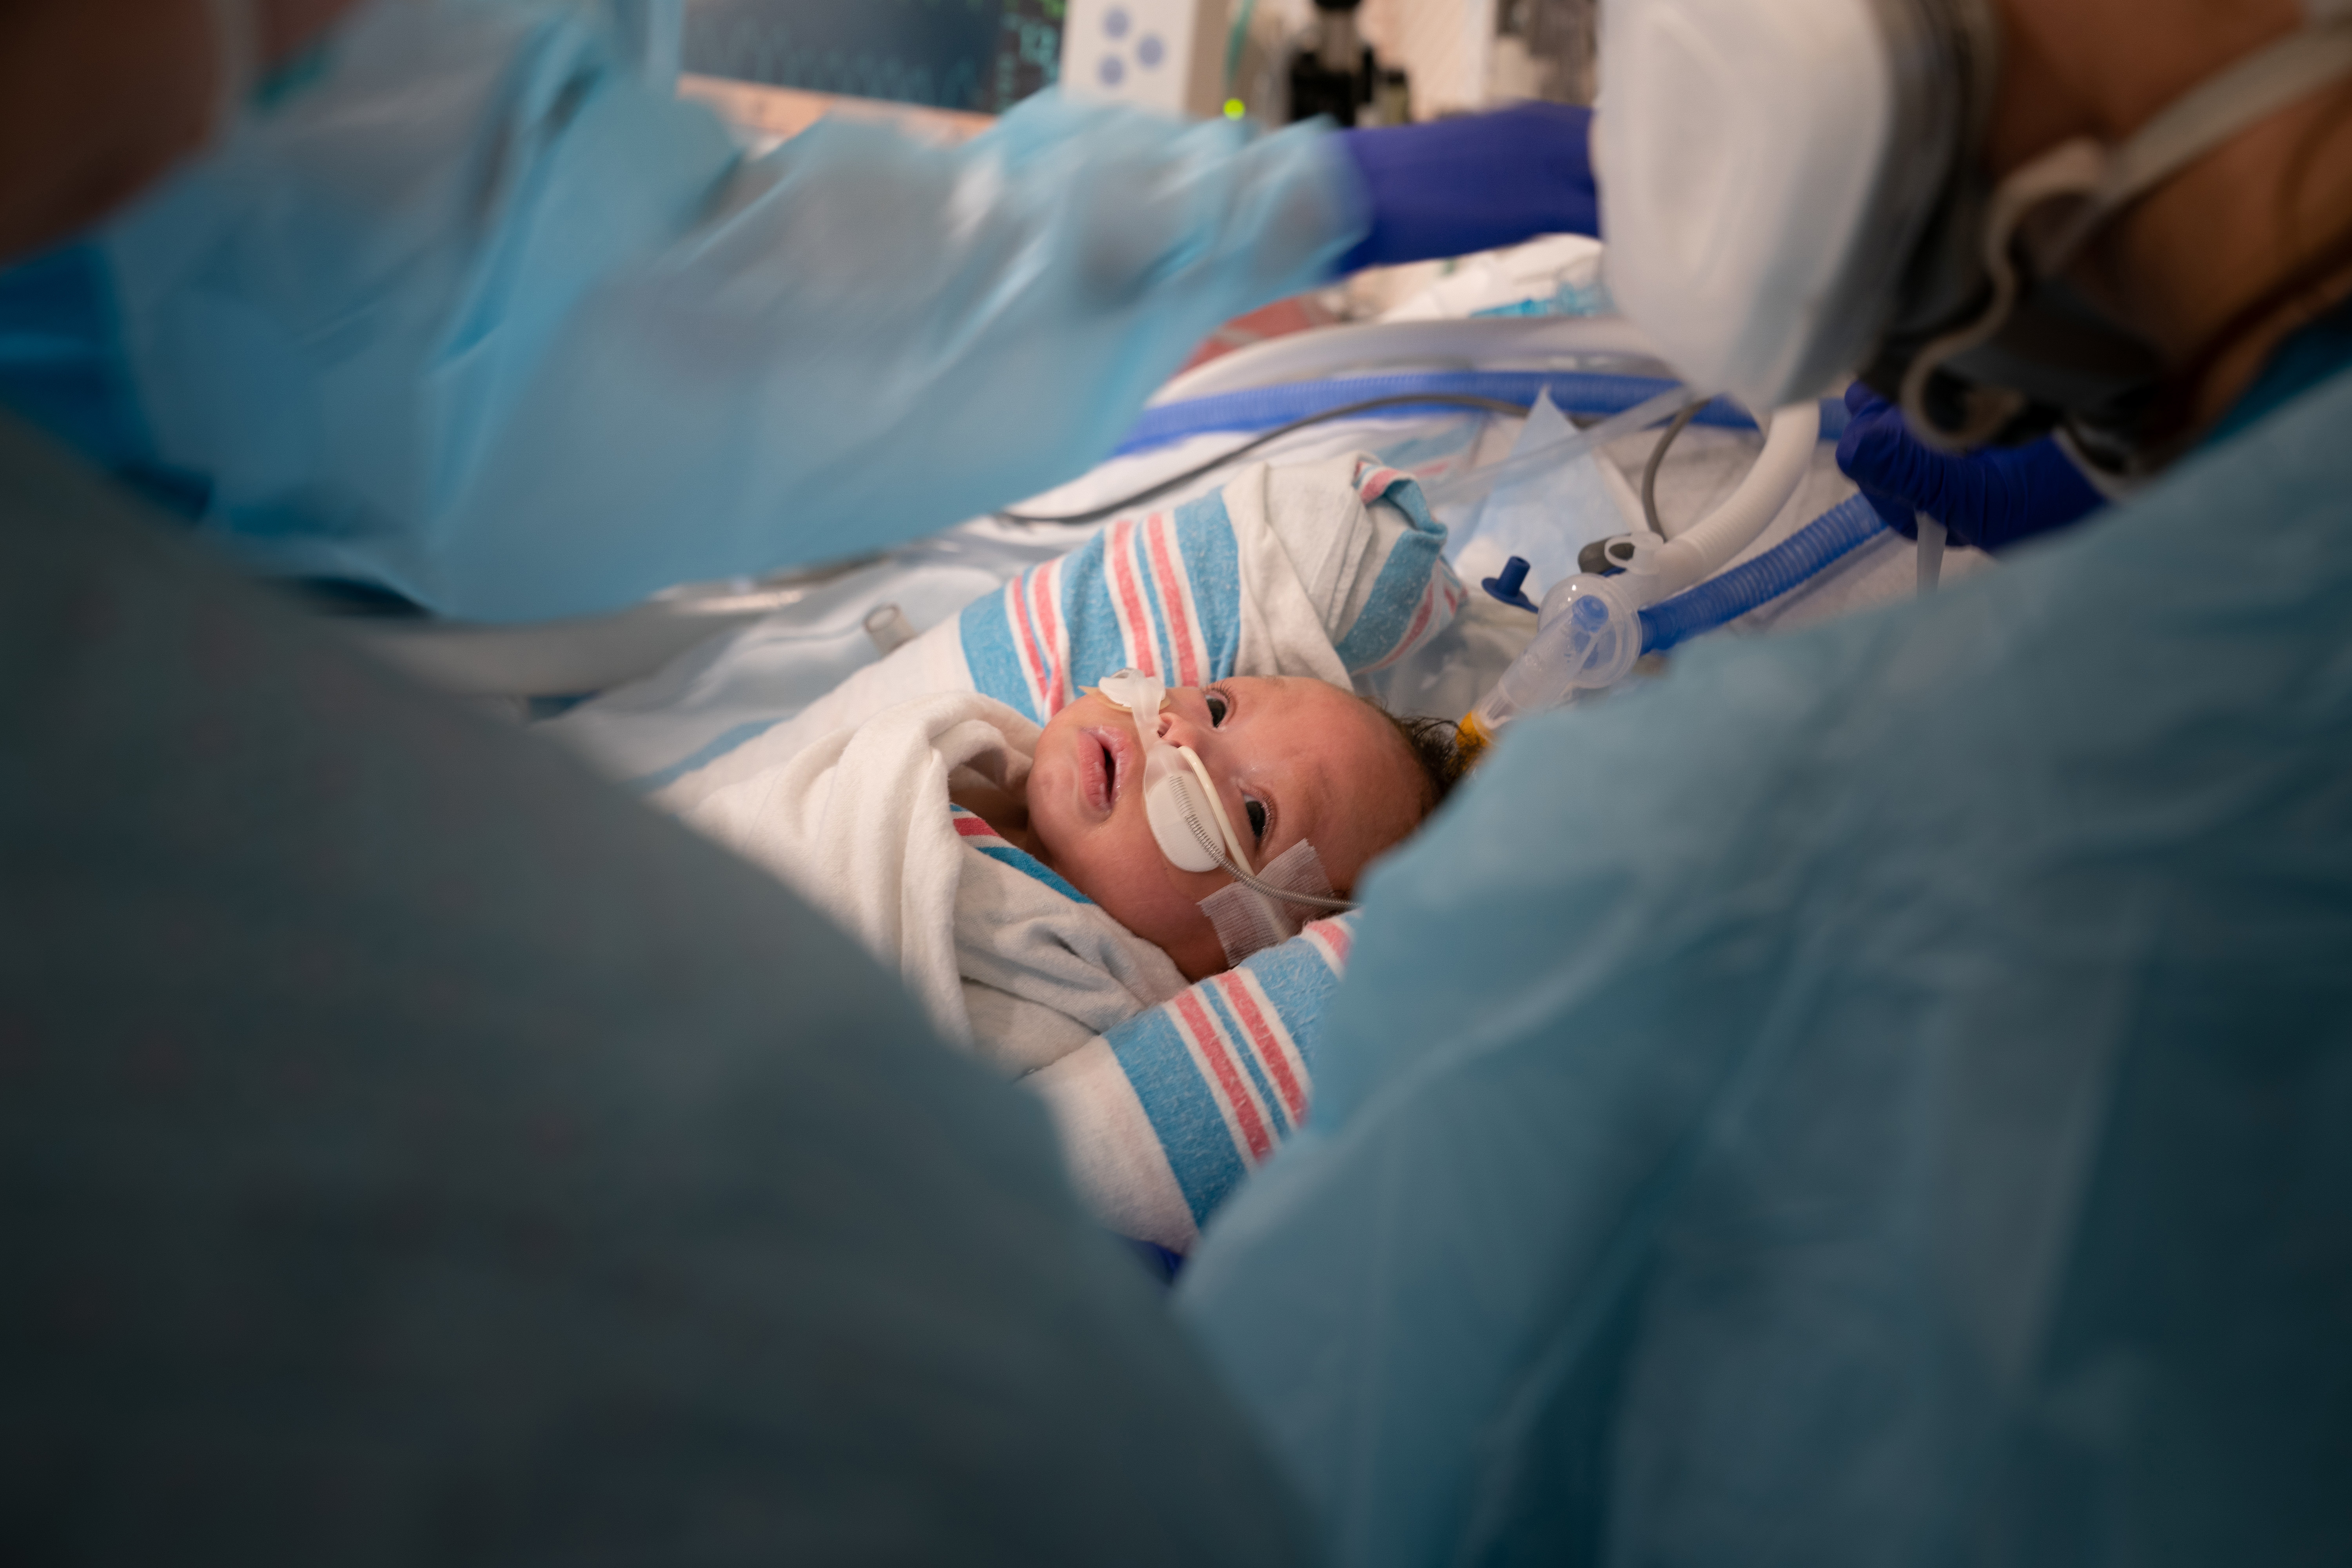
[1176,323,2352,1564]
[0,0,1360,622]
[0,403,1314,1562]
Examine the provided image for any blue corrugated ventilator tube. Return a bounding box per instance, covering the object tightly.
[1458,495,1893,756]
[1637,493,1887,653]
[1100,370,1887,746]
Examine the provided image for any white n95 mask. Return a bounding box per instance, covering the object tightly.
[1094,670,1351,967]
[1596,0,2352,459]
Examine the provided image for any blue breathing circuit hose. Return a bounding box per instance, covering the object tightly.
[1117,370,1850,456]
[1119,370,1885,659]
[1637,494,1889,655]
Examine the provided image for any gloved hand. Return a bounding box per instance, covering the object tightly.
[1835,383,2106,553]
[1335,103,1596,274]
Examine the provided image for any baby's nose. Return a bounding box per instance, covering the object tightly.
[1157,699,1209,750]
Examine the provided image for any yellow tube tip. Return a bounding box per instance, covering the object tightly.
[1455,710,1492,765]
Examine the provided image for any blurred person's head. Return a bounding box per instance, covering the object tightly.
[1602,0,2350,454]
[1982,0,2352,434]
[0,0,361,262]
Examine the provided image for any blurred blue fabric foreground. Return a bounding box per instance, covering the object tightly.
[1177,328,2352,1564]
[0,409,1311,1564]
[0,0,1359,622]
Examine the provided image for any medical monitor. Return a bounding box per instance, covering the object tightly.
[680,0,1065,115]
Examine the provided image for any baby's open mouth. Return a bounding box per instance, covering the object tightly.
[1080,724,1134,816]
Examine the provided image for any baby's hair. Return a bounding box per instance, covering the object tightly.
[1374,706,1472,817]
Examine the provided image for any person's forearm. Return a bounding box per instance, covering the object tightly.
[57,4,1366,621]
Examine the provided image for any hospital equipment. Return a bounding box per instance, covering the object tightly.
[1062,0,1230,119]
[1453,389,1822,747]
[1177,299,2352,1568]
[1086,313,1924,753]
[1287,0,1376,125]
[1595,0,2352,457]
[517,306,1924,775]
[1836,385,2105,552]
[999,391,1530,528]
[681,0,1045,113]
[1460,490,1893,751]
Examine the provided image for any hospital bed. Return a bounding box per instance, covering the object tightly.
[345,240,1980,763]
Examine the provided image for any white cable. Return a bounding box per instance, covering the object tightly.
[1917,516,1947,594]
[1645,399,1822,598]
[1176,789,1353,913]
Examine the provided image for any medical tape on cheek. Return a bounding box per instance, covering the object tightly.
[1199,840,1339,969]
[1151,726,1354,968]
[1094,668,1350,964]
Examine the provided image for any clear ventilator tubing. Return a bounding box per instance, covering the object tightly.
[1425,384,1693,513]
[1149,316,1667,403]
[1457,488,1893,762]
[1644,399,1821,599]
[1458,575,1643,756]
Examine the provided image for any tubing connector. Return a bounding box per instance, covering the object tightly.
[1460,572,1642,749]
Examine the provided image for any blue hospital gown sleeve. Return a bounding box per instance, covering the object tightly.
[75,0,1368,621]
[1176,356,2352,1565]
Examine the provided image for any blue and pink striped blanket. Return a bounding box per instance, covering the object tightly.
[647,455,1460,818]
[652,455,1459,1246]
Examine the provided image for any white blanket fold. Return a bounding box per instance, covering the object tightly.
[670,691,1187,1061]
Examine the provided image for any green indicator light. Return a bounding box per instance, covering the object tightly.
[1223,98,1247,119]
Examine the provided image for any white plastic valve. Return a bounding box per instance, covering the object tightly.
[1460,574,1644,754]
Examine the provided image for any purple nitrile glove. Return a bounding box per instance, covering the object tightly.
[1334,102,1597,274]
[1836,383,2107,553]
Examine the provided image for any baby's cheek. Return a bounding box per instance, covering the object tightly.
[1080,852,1205,951]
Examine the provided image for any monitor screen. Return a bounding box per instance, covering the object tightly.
[681,0,1065,115]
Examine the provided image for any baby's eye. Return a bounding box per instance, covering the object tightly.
[1206,691,1229,726]
[1245,797,1268,842]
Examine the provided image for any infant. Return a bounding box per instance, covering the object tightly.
[949,674,1464,982]
[672,670,1464,1250]
[653,450,1470,1245]
[676,669,1463,1064]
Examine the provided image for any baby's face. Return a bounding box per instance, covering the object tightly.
[1027,676,1427,978]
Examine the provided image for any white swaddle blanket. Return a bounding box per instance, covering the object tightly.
[642,456,1465,1245]
[669,691,1188,1068]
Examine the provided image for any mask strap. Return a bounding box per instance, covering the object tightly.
[2045,21,2352,267]
[1898,142,2108,447]
[1902,17,2352,449]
